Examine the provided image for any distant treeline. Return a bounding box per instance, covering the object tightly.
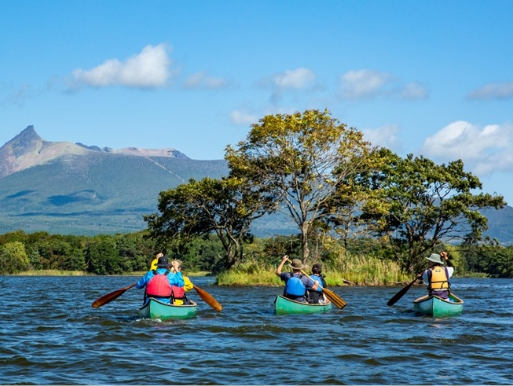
[1,230,513,279]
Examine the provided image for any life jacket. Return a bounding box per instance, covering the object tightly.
[285,274,306,297]
[309,274,324,292]
[146,270,172,298]
[171,285,185,299]
[427,266,450,291]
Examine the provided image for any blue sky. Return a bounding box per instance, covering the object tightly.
[1,1,513,205]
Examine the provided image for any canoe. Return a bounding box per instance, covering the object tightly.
[274,295,332,315]
[413,292,464,317]
[139,297,197,320]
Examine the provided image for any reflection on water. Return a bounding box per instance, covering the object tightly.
[0,276,512,384]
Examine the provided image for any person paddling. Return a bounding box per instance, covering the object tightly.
[136,255,184,304]
[419,251,454,299]
[170,259,194,305]
[276,255,319,303]
[307,263,327,304]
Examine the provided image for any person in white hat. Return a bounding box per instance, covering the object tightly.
[420,251,454,299]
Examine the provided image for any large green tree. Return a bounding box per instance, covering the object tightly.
[0,241,29,274]
[144,176,273,272]
[360,150,506,273]
[226,109,376,262]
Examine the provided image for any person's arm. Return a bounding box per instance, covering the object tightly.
[421,270,429,284]
[275,255,288,276]
[136,271,152,289]
[441,251,454,267]
[183,276,194,291]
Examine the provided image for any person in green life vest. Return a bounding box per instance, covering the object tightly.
[419,251,454,299]
[150,252,163,271]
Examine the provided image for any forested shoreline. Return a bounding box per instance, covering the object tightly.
[2,230,513,283]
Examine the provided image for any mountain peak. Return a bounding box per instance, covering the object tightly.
[5,125,43,152]
[0,125,192,178]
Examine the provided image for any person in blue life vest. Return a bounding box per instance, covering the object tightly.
[136,255,184,304]
[418,251,454,299]
[276,255,319,303]
[306,263,327,304]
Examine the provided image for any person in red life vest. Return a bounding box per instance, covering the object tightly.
[170,259,194,305]
[419,251,454,299]
[275,255,319,303]
[136,255,184,304]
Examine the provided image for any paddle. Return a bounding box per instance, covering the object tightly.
[192,283,223,311]
[284,258,347,309]
[387,273,422,306]
[91,283,137,308]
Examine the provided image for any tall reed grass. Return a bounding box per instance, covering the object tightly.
[217,253,410,286]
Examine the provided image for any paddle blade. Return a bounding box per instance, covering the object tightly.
[387,277,418,306]
[193,285,222,311]
[323,287,347,309]
[92,283,137,308]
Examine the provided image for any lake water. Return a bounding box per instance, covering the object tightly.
[1,276,512,385]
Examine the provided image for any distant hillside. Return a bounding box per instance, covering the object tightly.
[1,126,512,242]
[0,126,229,235]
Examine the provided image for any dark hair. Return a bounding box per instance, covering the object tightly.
[312,263,322,275]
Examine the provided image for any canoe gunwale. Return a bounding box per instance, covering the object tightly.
[413,292,464,317]
[139,297,198,320]
[274,295,332,315]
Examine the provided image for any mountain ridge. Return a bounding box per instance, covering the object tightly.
[0,125,188,178]
[1,126,513,243]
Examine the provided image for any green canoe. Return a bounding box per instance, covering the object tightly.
[413,292,464,317]
[139,298,198,320]
[274,295,332,315]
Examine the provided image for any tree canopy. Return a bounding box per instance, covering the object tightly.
[359,150,506,273]
[226,109,377,262]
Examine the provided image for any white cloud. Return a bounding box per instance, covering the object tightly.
[70,44,171,89]
[2,83,32,106]
[230,110,259,125]
[272,68,316,89]
[183,71,228,89]
[259,68,317,104]
[340,70,393,98]
[399,82,428,100]
[362,125,401,151]
[422,121,513,175]
[339,70,428,100]
[467,81,513,100]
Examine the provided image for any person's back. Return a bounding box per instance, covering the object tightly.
[307,263,327,304]
[170,259,193,305]
[275,256,318,303]
[421,252,454,299]
[137,256,184,304]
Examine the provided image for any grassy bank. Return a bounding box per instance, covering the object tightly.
[217,254,412,286]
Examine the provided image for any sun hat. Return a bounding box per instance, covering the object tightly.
[426,253,444,265]
[290,259,304,270]
[157,256,170,267]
